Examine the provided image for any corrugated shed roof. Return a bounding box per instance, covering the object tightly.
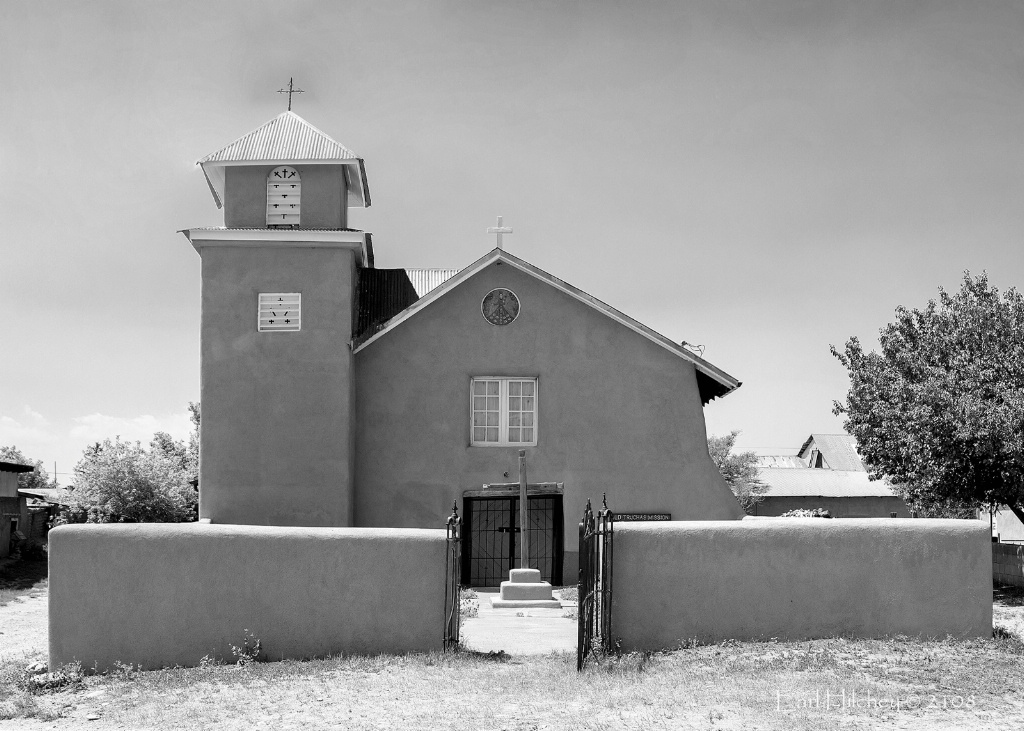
[198,112,359,163]
[757,469,896,498]
[355,269,420,339]
[798,434,866,472]
[404,269,460,297]
[755,455,807,469]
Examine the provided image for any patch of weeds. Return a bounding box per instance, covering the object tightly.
[230,630,263,667]
[562,607,578,621]
[21,662,84,694]
[460,589,479,619]
[110,660,139,681]
[557,585,578,603]
[597,650,654,675]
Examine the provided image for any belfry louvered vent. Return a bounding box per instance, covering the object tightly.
[267,166,301,226]
[258,293,301,332]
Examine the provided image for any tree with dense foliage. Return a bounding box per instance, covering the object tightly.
[61,437,197,523]
[707,431,765,514]
[0,445,54,492]
[832,272,1024,520]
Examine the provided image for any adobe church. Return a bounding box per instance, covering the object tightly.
[182,110,744,585]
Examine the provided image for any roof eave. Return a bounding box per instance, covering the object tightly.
[352,248,742,403]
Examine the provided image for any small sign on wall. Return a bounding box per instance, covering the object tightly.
[615,513,671,522]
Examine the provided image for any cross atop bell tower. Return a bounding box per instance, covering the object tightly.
[276,77,305,111]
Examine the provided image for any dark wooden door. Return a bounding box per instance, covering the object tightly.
[463,495,563,587]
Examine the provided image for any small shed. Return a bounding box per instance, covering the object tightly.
[0,461,35,558]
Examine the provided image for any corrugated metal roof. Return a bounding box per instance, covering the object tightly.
[355,269,420,339]
[755,455,807,469]
[198,112,359,163]
[404,269,460,297]
[757,469,896,498]
[798,434,866,472]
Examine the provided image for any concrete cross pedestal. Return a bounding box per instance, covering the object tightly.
[491,568,562,609]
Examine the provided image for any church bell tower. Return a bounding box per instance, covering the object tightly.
[182,111,372,527]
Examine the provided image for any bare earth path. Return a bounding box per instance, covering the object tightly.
[0,594,48,663]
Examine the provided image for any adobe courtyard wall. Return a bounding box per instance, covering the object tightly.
[49,524,446,672]
[612,518,991,650]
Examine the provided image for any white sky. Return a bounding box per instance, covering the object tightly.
[2,1,1023,483]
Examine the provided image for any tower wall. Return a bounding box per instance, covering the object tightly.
[198,242,357,526]
[224,165,349,229]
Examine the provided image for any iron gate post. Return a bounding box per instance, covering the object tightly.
[578,494,614,671]
[444,501,462,652]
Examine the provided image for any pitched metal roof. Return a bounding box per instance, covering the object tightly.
[755,454,807,469]
[196,112,370,210]
[352,248,742,404]
[404,269,460,297]
[798,434,866,472]
[757,469,897,498]
[198,112,360,163]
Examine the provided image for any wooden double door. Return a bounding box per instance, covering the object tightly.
[462,494,564,587]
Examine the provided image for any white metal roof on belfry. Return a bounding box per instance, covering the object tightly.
[198,112,360,163]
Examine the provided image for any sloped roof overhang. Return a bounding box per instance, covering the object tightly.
[352,248,742,404]
[179,227,373,267]
[197,111,370,210]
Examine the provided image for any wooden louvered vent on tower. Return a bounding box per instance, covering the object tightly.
[267,166,301,227]
[258,293,301,332]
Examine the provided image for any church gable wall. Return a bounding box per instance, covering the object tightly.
[354,260,743,549]
[224,165,348,229]
[200,244,357,526]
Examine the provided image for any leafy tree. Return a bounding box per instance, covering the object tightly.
[832,272,1024,520]
[0,445,54,492]
[61,437,197,524]
[708,431,766,514]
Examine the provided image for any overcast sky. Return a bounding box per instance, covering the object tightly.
[2,1,1023,482]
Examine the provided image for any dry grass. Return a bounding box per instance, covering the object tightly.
[3,632,1023,730]
[2,581,1022,729]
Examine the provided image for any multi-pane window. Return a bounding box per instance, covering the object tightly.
[267,166,301,226]
[471,377,537,446]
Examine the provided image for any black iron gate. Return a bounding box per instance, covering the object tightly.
[578,495,614,671]
[462,495,563,587]
[443,502,462,652]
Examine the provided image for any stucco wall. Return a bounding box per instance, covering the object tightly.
[49,524,446,672]
[755,496,912,518]
[613,519,991,650]
[200,244,357,526]
[224,165,348,229]
[354,260,742,549]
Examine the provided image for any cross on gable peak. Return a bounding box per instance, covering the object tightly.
[487,215,513,250]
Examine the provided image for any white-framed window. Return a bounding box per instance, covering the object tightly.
[258,293,301,332]
[471,377,537,446]
[267,166,301,226]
